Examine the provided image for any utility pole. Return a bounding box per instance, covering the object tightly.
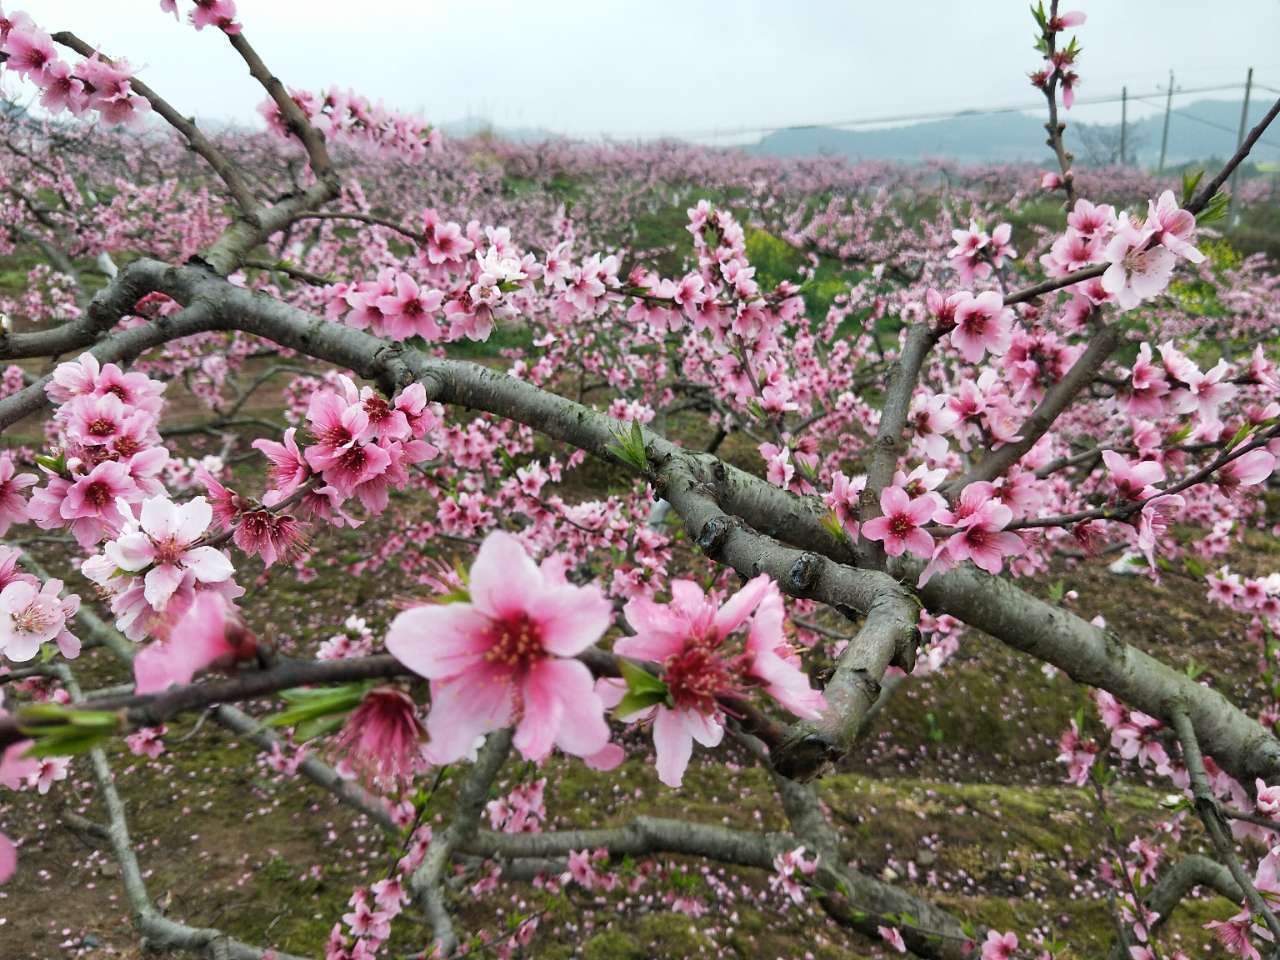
[1119,86,1128,165]
[1158,70,1174,174]
[1228,67,1253,226]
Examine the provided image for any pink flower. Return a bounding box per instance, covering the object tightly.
[1136,494,1185,569]
[1170,359,1237,427]
[1102,451,1164,501]
[329,687,426,789]
[982,930,1019,960]
[861,486,939,559]
[125,725,167,759]
[1040,171,1063,190]
[1102,219,1176,311]
[2,22,57,83]
[0,578,79,663]
[1205,913,1261,960]
[102,496,234,613]
[567,849,598,890]
[304,391,391,496]
[253,428,311,497]
[385,531,612,764]
[1256,780,1280,819]
[59,460,139,545]
[1049,10,1086,30]
[1219,449,1276,495]
[878,926,907,953]
[375,272,443,341]
[28,755,69,794]
[618,575,822,787]
[941,501,1025,576]
[0,455,35,535]
[232,508,306,568]
[951,291,1013,363]
[133,593,256,693]
[1146,190,1205,263]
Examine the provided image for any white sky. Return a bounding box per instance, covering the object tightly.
[12,1,1280,141]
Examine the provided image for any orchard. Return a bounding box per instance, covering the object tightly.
[1,2,1280,958]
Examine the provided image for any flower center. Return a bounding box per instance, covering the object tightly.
[484,613,543,678]
[889,514,914,537]
[664,638,735,714]
[152,536,186,566]
[85,480,112,507]
[88,417,116,436]
[13,601,53,636]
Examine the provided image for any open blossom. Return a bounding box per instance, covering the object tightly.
[933,484,1025,578]
[1056,721,1099,786]
[0,577,80,663]
[1146,190,1204,263]
[1102,451,1164,501]
[948,221,990,284]
[770,845,819,906]
[386,531,612,765]
[617,575,823,787]
[951,291,1013,363]
[1218,449,1276,495]
[981,930,1019,960]
[861,485,939,559]
[1101,218,1176,311]
[1256,780,1280,819]
[102,496,234,613]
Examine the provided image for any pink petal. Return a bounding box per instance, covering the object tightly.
[385,604,493,680]
[529,583,612,657]
[0,832,14,884]
[652,707,694,788]
[468,531,543,621]
[183,546,233,583]
[424,669,514,764]
[711,575,771,637]
[143,563,184,610]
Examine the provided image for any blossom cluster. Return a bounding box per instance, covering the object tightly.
[0,10,151,125]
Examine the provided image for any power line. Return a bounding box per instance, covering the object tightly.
[1130,94,1280,151]
[669,81,1259,142]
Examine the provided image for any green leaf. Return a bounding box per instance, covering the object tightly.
[1182,554,1206,579]
[294,714,349,742]
[607,420,649,472]
[24,729,111,757]
[266,682,371,730]
[1180,169,1205,206]
[1047,580,1065,603]
[1197,191,1230,225]
[819,509,849,544]
[1225,422,1253,451]
[615,659,670,716]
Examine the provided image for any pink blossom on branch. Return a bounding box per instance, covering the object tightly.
[861,485,940,559]
[617,574,825,787]
[385,530,612,765]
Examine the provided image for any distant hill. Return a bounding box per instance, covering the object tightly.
[748,99,1279,167]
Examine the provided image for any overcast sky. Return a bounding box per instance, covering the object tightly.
[14,1,1280,141]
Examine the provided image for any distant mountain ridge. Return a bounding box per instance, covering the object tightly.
[747,99,1278,167]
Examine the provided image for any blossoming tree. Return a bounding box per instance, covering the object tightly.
[1,1,1280,957]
